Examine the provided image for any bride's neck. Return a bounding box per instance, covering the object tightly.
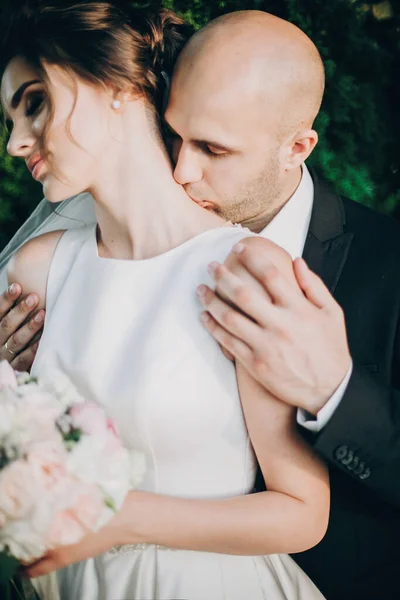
[89,103,224,260]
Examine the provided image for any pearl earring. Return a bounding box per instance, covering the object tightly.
[111,99,121,110]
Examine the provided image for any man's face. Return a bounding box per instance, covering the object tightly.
[165,67,284,228]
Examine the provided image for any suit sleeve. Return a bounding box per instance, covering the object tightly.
[311,325,400,508]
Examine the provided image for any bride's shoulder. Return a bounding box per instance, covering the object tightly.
[7,230,67,309]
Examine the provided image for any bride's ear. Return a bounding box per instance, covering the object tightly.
[109,87,145,111]
[107,83,134,110]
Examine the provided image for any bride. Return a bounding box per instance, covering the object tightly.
[1,1,329,598]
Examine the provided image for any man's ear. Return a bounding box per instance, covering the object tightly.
[284,129,318,170]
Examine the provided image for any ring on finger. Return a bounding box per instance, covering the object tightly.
[4,340,17,356]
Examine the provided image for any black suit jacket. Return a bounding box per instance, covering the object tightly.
[257,170,400,600]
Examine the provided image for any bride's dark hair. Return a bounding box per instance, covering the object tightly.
[0,0,193,165]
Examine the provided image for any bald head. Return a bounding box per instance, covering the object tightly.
[173,10,325,135]
[165,11,324,231]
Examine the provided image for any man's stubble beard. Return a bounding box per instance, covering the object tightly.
[217,153,282,233]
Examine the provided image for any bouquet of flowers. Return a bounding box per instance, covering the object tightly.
[0,360,145,596]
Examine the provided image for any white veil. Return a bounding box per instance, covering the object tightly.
[0,192,96,291]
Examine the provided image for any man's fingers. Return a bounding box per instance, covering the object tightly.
[197,285,262,348]
[294,258,335,310]
[0,284,22,319]
[221,346,235,361]
[209,262,275,326]
[10,340,40,372]
[6,310,44,353]
[200,312,253,364]
[0,294,39,347]
[231,243,304,307]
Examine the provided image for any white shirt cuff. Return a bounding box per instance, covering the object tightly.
[297,361,353,432]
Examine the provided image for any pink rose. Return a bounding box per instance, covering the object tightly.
[27,440,68,491]
[72,486,104,530]
[0,459,43,519]
[47,486,103,547]
[106,418,118,438]
[46,510,88,548]
[0,361,18,390]
[69,401,110,436]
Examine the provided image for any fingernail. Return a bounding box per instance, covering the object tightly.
[207,262,218,276]
[8,283,17,295]
[34,312,44,324]
[25,295,36,308]
[200,312,210,323]
[232,243,245,255]
[197,285,206,298]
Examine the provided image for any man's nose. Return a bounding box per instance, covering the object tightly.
[6,122,36,159]
[173,143,203,186]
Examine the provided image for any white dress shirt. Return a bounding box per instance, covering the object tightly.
[258,164,352,431]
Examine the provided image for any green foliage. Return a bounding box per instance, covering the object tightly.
[0,0,398,249]
[0,127,43,250]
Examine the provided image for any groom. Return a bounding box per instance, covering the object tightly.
[0,10,399,600]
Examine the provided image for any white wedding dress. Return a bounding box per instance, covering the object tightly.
[31,223,325,600]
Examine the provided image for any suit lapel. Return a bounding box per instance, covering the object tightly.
[303,169,354,294]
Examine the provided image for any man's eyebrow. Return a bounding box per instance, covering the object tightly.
[2,79,42,119]
[163,120,237,152]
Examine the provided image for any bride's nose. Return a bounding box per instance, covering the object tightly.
[7,120,36,159]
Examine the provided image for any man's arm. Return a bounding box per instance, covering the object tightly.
[312,359,400,507]
[197,237,400,508]
[297,361,353,431]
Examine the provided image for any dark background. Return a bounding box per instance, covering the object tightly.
[0,0,399,249]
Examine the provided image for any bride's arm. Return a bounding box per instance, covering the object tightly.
[112,240,330,556]
[6,230,66,309]
[23,373,329,577]
[115,371,329,556]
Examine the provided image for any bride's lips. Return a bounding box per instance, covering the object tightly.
[32,160,45,181]
[27,154,45,181]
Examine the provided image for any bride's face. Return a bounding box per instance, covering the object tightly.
[1,56,115,202]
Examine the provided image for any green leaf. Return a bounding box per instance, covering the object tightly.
[0,552,19,584]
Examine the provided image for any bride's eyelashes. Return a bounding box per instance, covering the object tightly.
[4,91,45,135]
[25,92,45,119]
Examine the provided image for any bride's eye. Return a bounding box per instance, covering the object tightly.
[4,119,13,135]
[25,93,45,118]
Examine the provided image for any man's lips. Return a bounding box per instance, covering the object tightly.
[190,197,214,210]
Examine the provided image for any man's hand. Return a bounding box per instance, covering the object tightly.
[197,237,351,416]
[0,283,44,371]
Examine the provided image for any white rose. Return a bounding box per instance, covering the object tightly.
[39,367,85,409]
[0,361,18,390]
[1,519,48,562]
[0,389,18,438]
